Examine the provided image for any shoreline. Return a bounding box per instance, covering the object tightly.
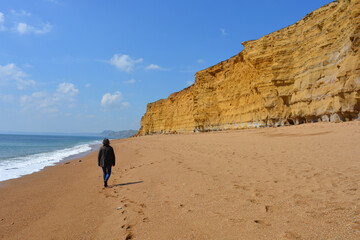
[0,140,102,184]
[61,142,101,163]
[1,122,360,239]
[0,146,97,187]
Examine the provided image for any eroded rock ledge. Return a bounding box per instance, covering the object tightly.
[137,0,360,136]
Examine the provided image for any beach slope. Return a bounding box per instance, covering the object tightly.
[1,122,360,239]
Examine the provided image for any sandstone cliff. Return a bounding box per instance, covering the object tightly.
[137,0,360,135]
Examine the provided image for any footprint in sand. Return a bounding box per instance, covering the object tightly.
[253,220,271,226]
[125,233,133,240]
[283,231,302,239]
[229,218,243,223]
[239,185,249,191]
[351,221,360,230]
[212,175,219,181]
[104,193,117,198]
[124,225,133,240]
[265,205,272,213]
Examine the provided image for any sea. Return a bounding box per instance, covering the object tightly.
[0,134,102,182]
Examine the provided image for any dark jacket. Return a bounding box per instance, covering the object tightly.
[98,144,115,167]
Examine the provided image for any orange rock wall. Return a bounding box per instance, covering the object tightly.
[137,0,360,135]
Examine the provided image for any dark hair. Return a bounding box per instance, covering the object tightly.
[103,138,110,145]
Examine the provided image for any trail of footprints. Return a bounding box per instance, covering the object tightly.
[176,156,278,229]
[117,197,149,240]
[118,148,316,238]
[176,158,209,178]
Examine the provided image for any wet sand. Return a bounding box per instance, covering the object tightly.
[1,122,360,239]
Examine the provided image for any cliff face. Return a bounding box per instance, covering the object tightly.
[138,0,360,135]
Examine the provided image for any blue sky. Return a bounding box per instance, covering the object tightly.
[0,0,333,133]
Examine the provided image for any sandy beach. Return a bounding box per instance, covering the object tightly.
[1,122,360,239]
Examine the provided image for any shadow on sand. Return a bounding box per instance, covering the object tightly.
[109,181,144,188]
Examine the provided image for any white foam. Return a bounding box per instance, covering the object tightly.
[0,141,100,182]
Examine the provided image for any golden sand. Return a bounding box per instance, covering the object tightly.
[1,122,360,239]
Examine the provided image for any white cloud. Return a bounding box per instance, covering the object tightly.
[101,91,123,107]
[197,59,204,64]
[145,64,163,70]
[0,93,14,103]
[20,92,46,107]
[186,81,194,86]
[121,102,130,108]
[32,91,47,98]
[0,63,35,90]
[0,12,4,24]
[15,22,52,35]
[16,79,36,90]
[0,12,5,30]
[101,91,129,109]
[20,91,59,113]
[220,28,227,36]
[123,78,136,84]
[56,82,79,96]
[0,63,27,81]
[20,95,30,105]
[16,23,28,34]
[23,63,32,68]
[85,83,91,88]
[110,54,143,72]
[44,0,60,4]
[20,82,79,113]
[11,10,31,17]
[0,15,6,31]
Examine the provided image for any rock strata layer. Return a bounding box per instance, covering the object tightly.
[137,0,360,135]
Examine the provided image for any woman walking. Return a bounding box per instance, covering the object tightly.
[98,138,116,187]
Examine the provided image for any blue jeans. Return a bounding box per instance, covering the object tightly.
[102,166,112,181]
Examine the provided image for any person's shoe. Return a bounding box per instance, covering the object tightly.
[105,180,108,187]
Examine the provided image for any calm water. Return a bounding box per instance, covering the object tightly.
[0,134,102,182]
